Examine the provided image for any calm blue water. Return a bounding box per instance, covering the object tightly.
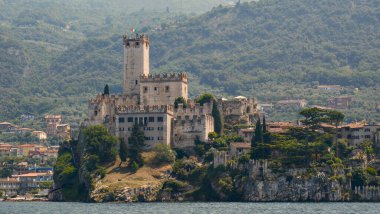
[0,202,379,214]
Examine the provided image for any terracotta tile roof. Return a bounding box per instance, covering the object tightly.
[19,144,37,148]
[0,178,20,183]
[13,172,51,177]
[240,128,255,133]
[230,142,251,149]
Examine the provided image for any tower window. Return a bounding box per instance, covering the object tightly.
[135,80,138,85]
[165,86,170,92]
[136,42,140,47]
[154,87,157,91]
[143,86,148,93]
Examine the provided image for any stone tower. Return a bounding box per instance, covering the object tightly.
[123,33,150,96]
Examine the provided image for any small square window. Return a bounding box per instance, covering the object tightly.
[143,87,148,93]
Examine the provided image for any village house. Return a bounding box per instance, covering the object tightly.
[328,96,353,109]
[0,177,20,196]
[336,122,380,148]
[266,121,302,134]
[0,122,18,134]
[317,85,344,91]
[44,115,71,140]
[32,131,47,140]
[12,171,53,189]
[276,99,308,109]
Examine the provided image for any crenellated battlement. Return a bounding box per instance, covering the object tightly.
[117,105,174,114]
[174,102,213,117]
[174,114,209,124]
[140,73,187,83]
[123,33,149,46]
[88,94,139,105]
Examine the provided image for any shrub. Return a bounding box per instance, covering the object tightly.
[152,143,176,165]
[366,166,378,176]
[131,161,139,172]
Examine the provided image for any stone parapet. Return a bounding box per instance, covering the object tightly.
[140,73,187,83]
[117,105,174,114]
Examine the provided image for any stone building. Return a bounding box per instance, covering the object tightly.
[0,177,20,196]
[217,96,257,125]
[87,33,257,150]
[337,123,380,148]
[87,34,214,149]
[44,115,70,140]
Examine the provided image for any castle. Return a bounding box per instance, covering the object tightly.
[87,33,257,149]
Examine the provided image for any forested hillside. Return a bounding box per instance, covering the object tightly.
[1,0,380,123]
[0,0,246,122]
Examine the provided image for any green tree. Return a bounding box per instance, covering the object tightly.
[119,138,127,166]
[195,93,214,106]
[352,169,369,188]
[83,125,118,163]
[0,168,12,178]
[251,117,262,159]
[151,143,176,165]
[327,110,345,158]
[174,96,187,108]
[212,100,223,135]
[299,107,328,130]
[128,123,145,166]
[103,84,110,95]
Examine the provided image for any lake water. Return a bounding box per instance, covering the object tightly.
[0,202,379,214]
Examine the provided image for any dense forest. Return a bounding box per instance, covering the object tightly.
[1,0,380,124]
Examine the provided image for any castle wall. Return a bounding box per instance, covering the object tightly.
[172,103,214,148]
[140,73,188,106]
[123,34,150,96]
[116,105,174,148]
[88,94,139,135]
[218,97,257,125]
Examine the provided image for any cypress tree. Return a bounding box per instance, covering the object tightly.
[128,123,145,166]
[119,138,127,166]
[262,115,267,134]
[103,84,110,95]
[212,100,223,135]
[251,117,263,159]
[255,117,263,144]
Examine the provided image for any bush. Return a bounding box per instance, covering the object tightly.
[151,143,176,166]
[366,166,378,176]
[131,161,139,172]
[165,180,188,192]
[352,168,369,188]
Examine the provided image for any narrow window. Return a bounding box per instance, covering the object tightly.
[135,80,138,85]
[165,86,170,92]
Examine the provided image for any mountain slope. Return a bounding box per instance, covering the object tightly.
[2,0,380,122]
